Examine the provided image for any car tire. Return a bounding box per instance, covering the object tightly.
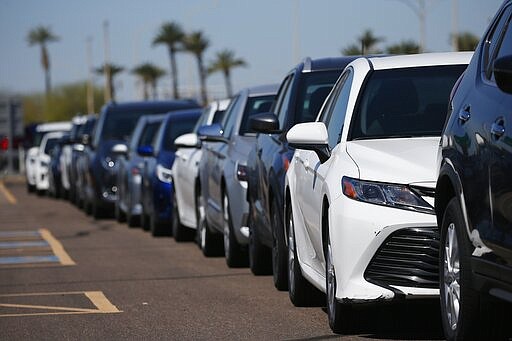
[287,202,323,307]
[325,221,352,334]
[248,206,272,275]
[271,198,288,291]
[172,191,193,242]
[150,213,168,237]
[27,183,35,193]
[223,193,247,267]
[440,197,507,340]
[195,189,205,249]
[92,199,102,220]
[140,206,150,231]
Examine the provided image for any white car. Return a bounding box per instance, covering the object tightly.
[35,131,66,192]
[171,99,230,240]
[60,115,87,196]
[284,52,472,333]
[26,121,71,193]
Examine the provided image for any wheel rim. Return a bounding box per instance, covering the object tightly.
[288,211,296,294]
[197,193,206,249]
[326,240,337,322]
[444,222,460,331]
[223,194,230,259]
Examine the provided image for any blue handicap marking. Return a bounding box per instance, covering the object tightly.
[0,241,49,249]
[0,255,60,265]
[0,231,41,238]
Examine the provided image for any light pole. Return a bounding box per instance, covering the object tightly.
[394,0,427,52]
[103,20,112,103]
[86,36,95,114]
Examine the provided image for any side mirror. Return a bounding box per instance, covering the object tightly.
[250,112,282,134]
[494,55,512,94]
[137,145,154,157]
[112,143,128,155]
[286,122,330,163]
[197,123,228,143]
[81,134,91,146]
[175,133,200,149]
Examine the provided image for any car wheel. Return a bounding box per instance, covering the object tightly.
[92,199,102,220]
[287,202,322,307]
[115,200,126,223]
[325,225,352,334]
[195,190,205,249]
[149,212,168,237]
[172,191,193,242]
[271,198,288,290]
[140,206,150,231]
[223,192,247,267]
[248,204,271,275]
[27,183,35,193]
[439,197,507,340]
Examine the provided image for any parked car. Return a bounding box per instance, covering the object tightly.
[34,131,67,194]
[140,109,202,236]
[83,100,200,219]
[25,121,71,193]
[115,115,165,227]
[285,52,471,333]
[435,2,512,339]
[74,115,97,208]
[60,115,88,200]
[246,56,357,289]
[171,99,230,241]
[48,134,71,198]
[197,84,278,266]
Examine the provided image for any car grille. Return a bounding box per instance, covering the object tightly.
[364,227,439,289]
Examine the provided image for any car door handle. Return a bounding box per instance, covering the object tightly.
[491,121,505,138]
[458,106,471,123]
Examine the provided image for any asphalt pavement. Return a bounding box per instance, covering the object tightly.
[0,178,444,340]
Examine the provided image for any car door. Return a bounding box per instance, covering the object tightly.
[299,69,354,274]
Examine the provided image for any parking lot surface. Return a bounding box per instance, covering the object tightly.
[0,179,443,340]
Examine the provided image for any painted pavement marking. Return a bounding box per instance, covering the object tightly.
[0,181,17,205]
[0,291,121,317]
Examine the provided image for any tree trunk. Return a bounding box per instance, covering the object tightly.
[224,69,232,98]
[152,80,158,100]
[169,46,180,99]
[41,44,51,97]
[109,74,115,101]
[143,82,149,100]
[197,55,207,106]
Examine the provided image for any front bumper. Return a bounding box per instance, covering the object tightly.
[329,194,439,303]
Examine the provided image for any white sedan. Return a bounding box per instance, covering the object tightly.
[171,99,230,241]
[35,131,66,192]
[284,52,472,333]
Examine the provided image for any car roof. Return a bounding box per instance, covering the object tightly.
[164,108,203,121]
[139,114,166,124]
[246,83,279,97]
[105,99,200,112]
[366,52,473,70]
[36,121,72,132]
[301,56,361,73]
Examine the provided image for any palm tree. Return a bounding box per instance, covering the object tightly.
[208,49,247,98]
[341,44,363,56]
[132,63,166,100]
[183,31,210,105]
[153,22,185,100]
[386,40,420,54]
[455,32,480,51]
[27,26,59,97]
[341,29,383,56]
[95,63,124,101]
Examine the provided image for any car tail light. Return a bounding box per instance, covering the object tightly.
[236,163,248,182]
[282,155,290,172]
[131,166,140,176]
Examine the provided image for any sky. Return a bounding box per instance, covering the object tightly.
[0,0,504,103]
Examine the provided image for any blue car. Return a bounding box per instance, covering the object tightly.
[83,100,200,219]
[115,115,165,227]
[141,109,202,236]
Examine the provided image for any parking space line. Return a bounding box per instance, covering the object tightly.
[0,241,49,249]
[39,228,75,266]
[0,291,121,317]
[0,255,59,265]
[0,181,17,205]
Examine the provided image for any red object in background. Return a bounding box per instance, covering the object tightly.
[0,137,8,151]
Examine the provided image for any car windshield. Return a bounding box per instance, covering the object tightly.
[33,131,45,147]
[100,109,167,142]
[138,121,162,148]
[239,95,276,135]
[162,117,198,151]
[349,65,467,140]
[295,70,342,124]
[44,138,59,155]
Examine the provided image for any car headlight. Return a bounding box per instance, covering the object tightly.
[342,176,434,214]
[102,156,117,170]
[156,164,173,184]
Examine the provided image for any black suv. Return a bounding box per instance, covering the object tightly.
[435,1,512,339]
[84,100,199,218]
[246,57,356,290]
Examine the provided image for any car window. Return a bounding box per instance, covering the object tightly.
[222,95,243,138]
[275,74,294,129]
[138,121,161,148]
[495,12,512,61]
[44,138,59,155]
[239,95,276,135]
[322,69,353,149]
[484,5,512,80]
[294,70,342,124]
[349,65,467,140]
[162,116,198,151]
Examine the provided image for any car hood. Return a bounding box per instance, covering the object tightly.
[345,137,440,186]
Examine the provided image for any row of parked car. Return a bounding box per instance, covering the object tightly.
[25,2,512,338]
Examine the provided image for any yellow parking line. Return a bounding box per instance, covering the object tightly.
[0,303,98,313]
[39,229,76,266]
[0,181,16,205]
[85,291,121,313]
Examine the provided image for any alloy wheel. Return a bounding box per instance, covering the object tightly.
[444,222,461,331]
[326,239,337,324]
[288,213,296,294]
[223,194,230,259]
